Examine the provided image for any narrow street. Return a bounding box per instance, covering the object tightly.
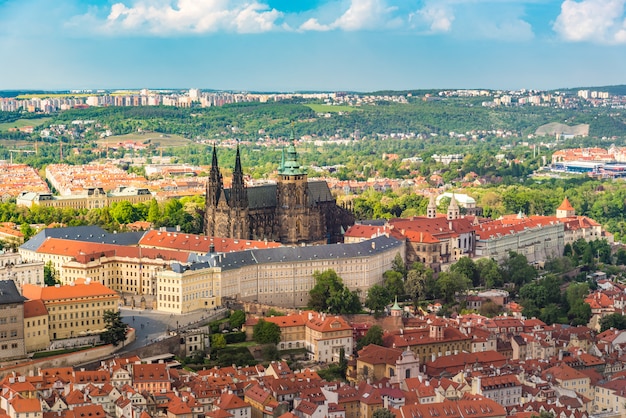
[119,307,227,352]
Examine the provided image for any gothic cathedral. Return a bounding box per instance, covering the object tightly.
[204,141,354,245]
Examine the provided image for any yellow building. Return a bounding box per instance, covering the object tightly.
[543,364,591,397]
[157,263,221,314]
[23,299,50,352]
[595,379,626,416]
[16,187,153,210]
[22,281,120,341]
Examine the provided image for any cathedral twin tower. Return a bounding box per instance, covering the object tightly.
[204,142,354,245]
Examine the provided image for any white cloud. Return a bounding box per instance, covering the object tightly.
[78,0,283,35]
[554,0,626,44]
[409,0,534,40]
[410,4,454,33]
[473,17,534,40]
[298,0,401,32]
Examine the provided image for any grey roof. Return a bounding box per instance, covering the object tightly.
[198,235,402,271]
[307,181,334,204]
[358,219,388,227]
[246,184,277,209]
[20,226,145,252]
[0,280,27,305]
[222,180,334,210]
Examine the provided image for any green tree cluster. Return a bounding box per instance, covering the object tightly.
[308,270,361,314]
[253,319,281,345]
[100,311,129,346]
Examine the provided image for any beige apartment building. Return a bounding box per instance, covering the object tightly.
[23,299,50,352]
[0,280,27,360]
[162,234,404,311]
[157,263,221,314]
[221,235,404,307]
[22,281,119,341]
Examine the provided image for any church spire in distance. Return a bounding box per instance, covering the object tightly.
[230,144,248,208]
[206,143,223,206]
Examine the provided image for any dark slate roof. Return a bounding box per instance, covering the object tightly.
[358,219,388,227]
[247,184,278,209]
[222,180,334,210]
[307,181,334,204]
[188,235,403,271]
[0,280,27,305]
[20,226,145,252]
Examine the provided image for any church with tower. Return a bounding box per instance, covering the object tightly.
[204,141,354,245]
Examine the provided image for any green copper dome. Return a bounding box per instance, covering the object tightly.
[278,134,306,176]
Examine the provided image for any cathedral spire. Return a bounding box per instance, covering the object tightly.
[230,144,248,208]
[206,144,223,206]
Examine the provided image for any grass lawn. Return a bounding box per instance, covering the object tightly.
[305,104,358,113]
[32,345,93,359]
[0,118,51,132]
[226,340,257,348]
[96,133,197,148]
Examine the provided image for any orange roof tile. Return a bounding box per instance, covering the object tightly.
[23,299,48,318]
[139,230,281,253]
[23,282,118,301]
[558,197,575,211]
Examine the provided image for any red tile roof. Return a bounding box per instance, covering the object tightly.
[558,197,575,211]
[23,282,118,301]
[23,299,48,318]
[36,237,190,263]
[139,230,281,253]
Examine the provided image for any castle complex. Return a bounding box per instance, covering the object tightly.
[204,141,354,245]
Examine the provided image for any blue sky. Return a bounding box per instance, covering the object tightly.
[0,0,625,91]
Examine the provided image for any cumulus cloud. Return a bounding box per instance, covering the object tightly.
[409,0,534,40]
[554,0,626,43]
[77,0,283,34]
[409,4,455,33]
[298,0,401,32]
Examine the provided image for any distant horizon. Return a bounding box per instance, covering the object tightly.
[1,84,625,95]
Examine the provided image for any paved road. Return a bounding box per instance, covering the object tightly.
[119,307,227,352]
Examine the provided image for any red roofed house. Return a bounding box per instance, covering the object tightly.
[7,397,42,418]
[246,312,353,363]
[388,195,476,270]
[425,351,507,378]
[131,363,171,394]
[352,344,420,384]
[215,392,251,418]
[542,364,591,397]
[244,382,287,418]
[383,321,473,365]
